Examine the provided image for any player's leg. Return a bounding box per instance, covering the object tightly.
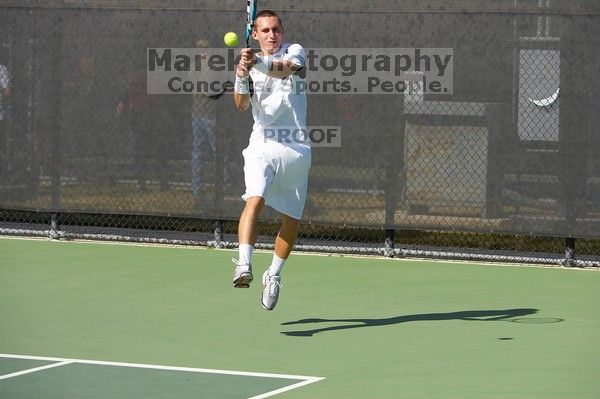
[191,116,205,197]
[261,214,300,311]
[153,106,169,190]
[238,195,265,246]
[233,196,264,288]
[260,144,310,309]
[233,145,274,288]
[274,214,300,263]
[131,110,147,190]
[0,118,5,184]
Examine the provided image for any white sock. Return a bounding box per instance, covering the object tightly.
[238,244,254,265]
[267,254,286,276]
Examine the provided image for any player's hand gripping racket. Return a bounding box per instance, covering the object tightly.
[245,0,258,48]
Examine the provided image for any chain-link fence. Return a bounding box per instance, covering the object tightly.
[0,0,599,266]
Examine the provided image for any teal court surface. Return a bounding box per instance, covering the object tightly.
[0,353,323,399]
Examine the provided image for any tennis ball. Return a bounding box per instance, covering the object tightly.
[224,32,238,47]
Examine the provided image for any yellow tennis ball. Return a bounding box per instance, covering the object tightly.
[224,32,238,47]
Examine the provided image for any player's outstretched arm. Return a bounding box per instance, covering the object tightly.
[253,56,301,79]
[234,90,250,111]
[270,59,302,79]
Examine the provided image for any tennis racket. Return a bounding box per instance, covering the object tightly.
[245,0,258,48]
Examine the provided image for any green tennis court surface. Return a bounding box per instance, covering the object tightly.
[0,237,598,398]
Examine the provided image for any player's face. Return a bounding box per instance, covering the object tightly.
[252,16,283,54]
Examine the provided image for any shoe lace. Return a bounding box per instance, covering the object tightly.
[267,274,282,296]
[232,258,250,267]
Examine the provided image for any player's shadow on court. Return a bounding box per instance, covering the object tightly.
[281,308,543,337]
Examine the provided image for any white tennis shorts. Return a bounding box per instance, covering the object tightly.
[241,140,311,220]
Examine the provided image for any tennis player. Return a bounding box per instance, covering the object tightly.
[232,10,310,311]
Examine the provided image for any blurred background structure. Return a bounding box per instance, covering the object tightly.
[0,0,598,265]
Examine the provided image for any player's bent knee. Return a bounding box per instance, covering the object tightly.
[282,215,301,229]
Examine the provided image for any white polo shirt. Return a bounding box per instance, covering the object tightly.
[248,43,307,147]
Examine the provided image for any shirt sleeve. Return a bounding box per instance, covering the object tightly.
[283,44,305,69]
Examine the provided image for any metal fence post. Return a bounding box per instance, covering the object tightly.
[50,14,63,213]
[50,212,61,239]
[384,228,395,257]
[213,220,224,249]
[563,237,576,267]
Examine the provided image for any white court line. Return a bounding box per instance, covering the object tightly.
[0,353,324,398]
[249,377,325,399]
[0,360,73,381]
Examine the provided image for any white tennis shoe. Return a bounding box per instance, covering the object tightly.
[232,259,253,288]
[261,271,282,311]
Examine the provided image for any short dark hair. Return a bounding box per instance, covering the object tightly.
[254,10,283,30]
